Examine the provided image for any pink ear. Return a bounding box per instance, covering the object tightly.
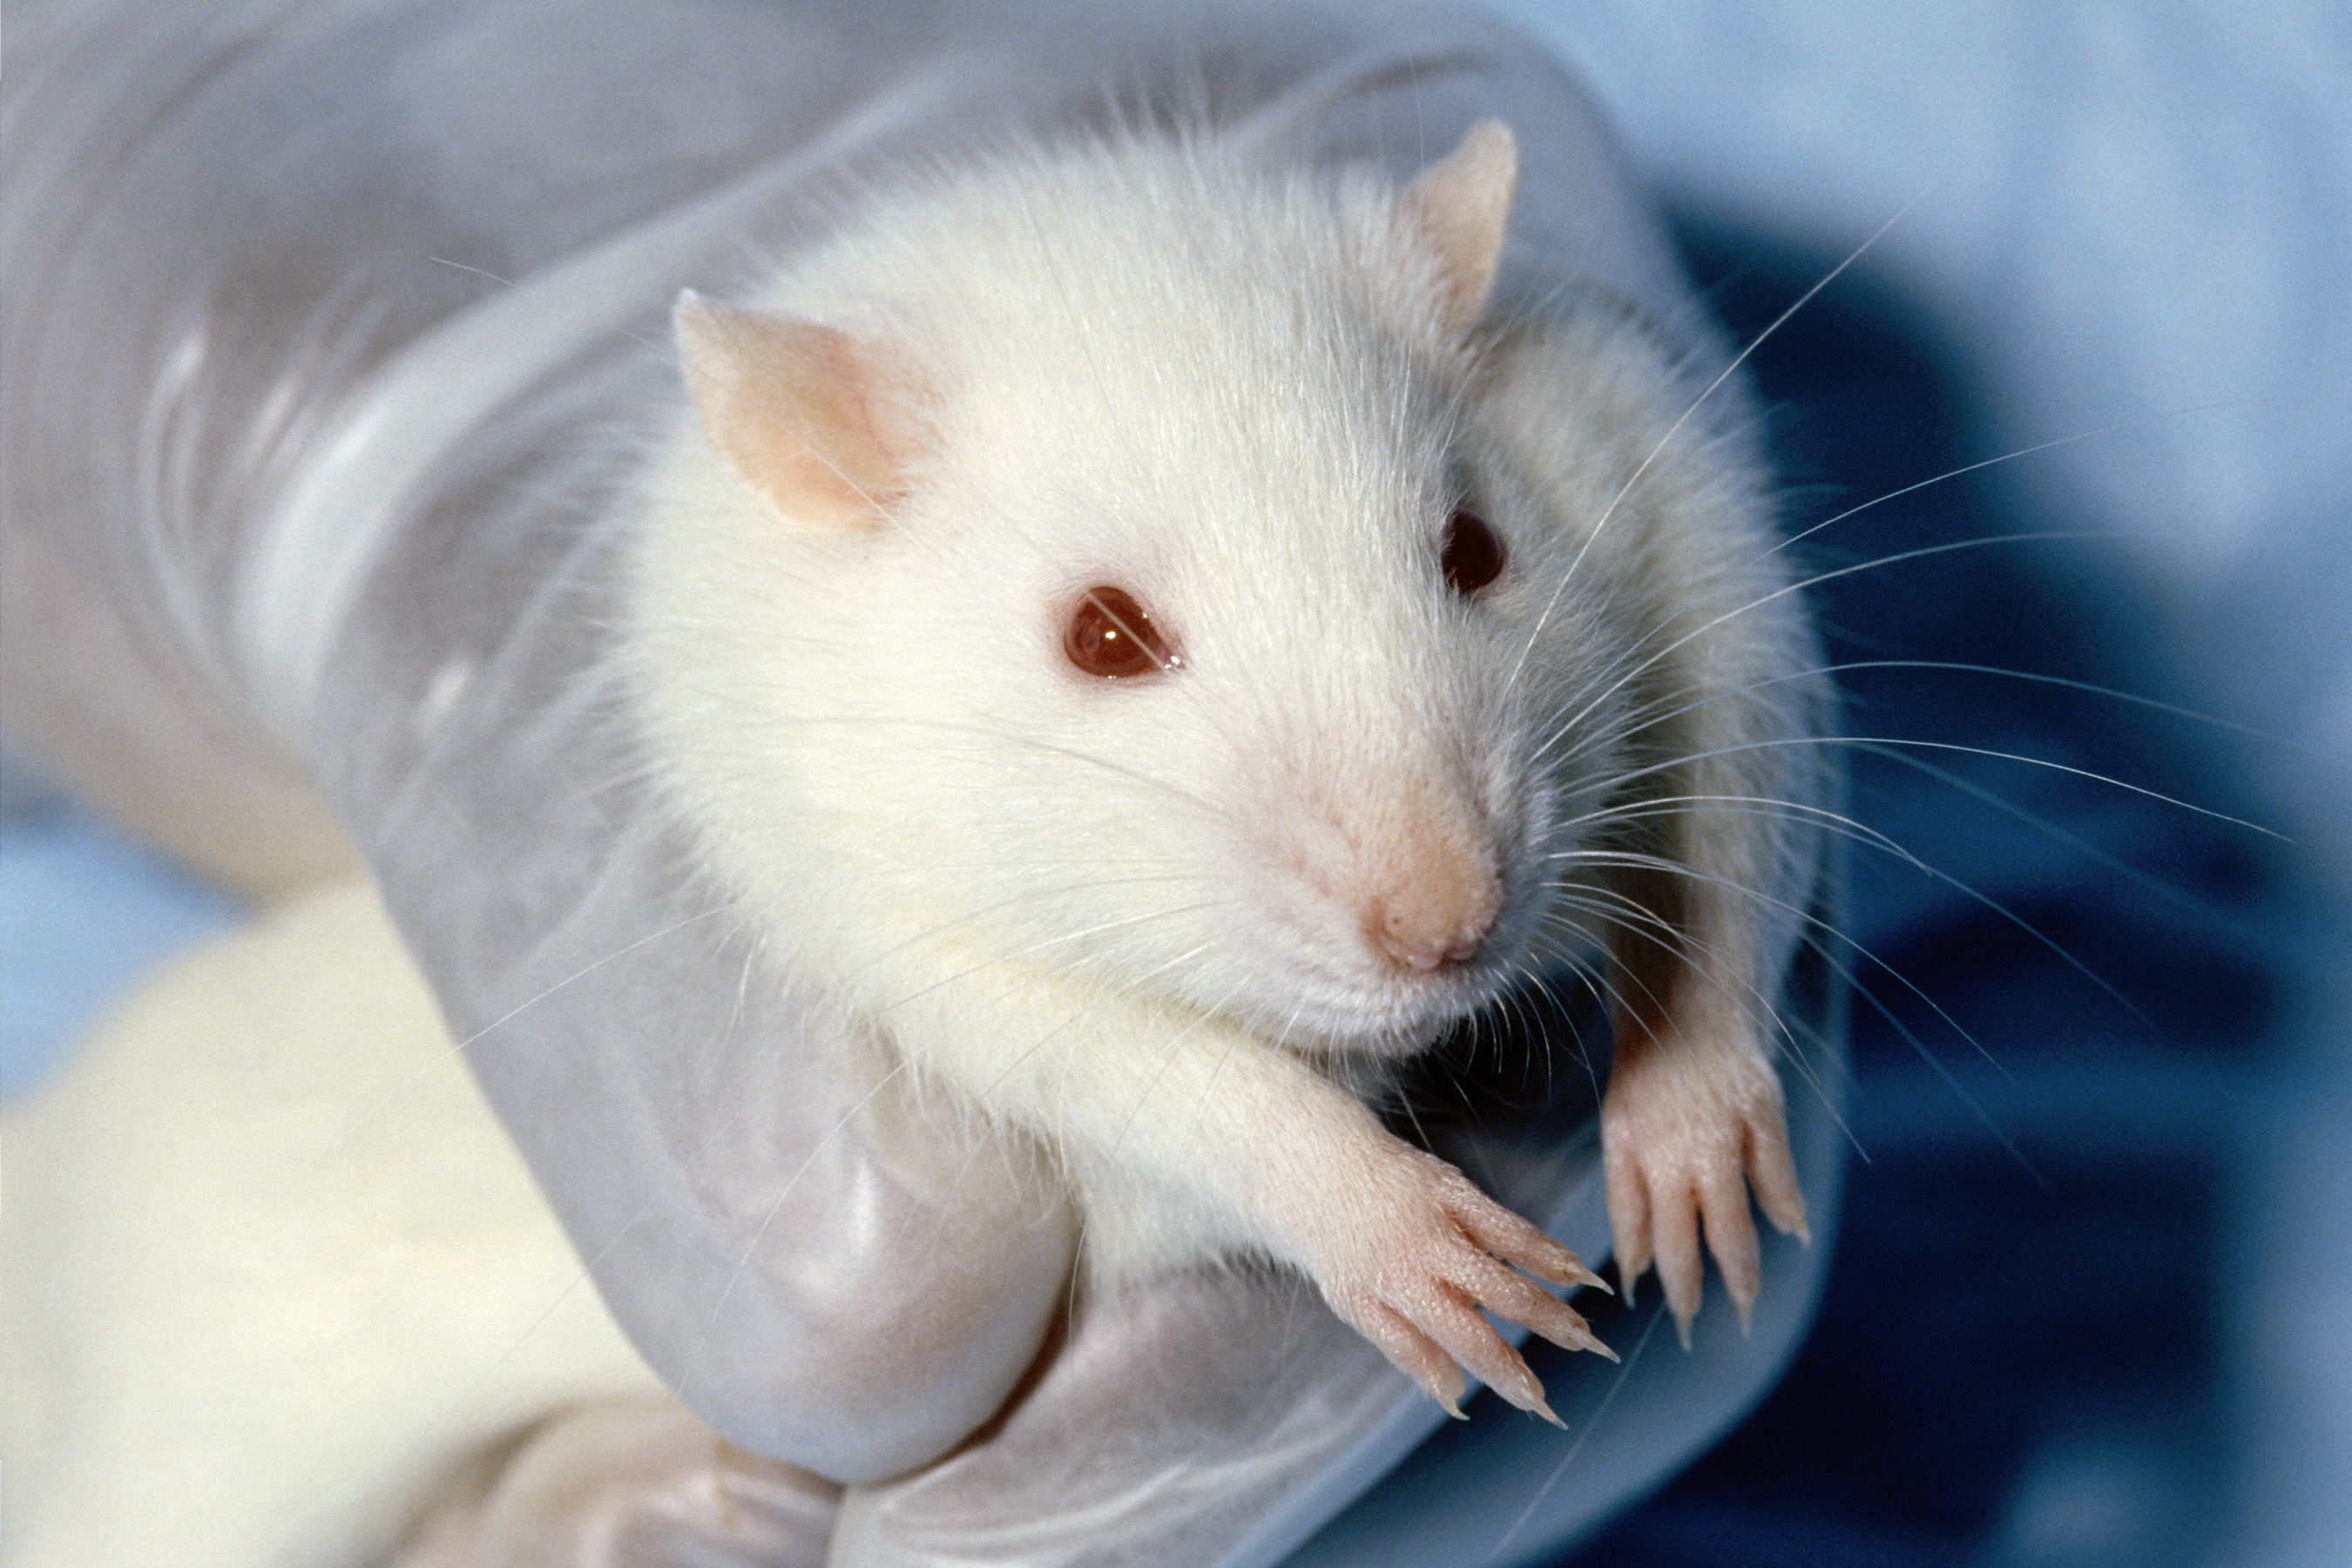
[1400,120,1518,337]
[672,291,929,531]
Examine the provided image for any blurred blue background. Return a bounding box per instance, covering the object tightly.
[5,2,2346,1563]
[1517,6,2352,1564]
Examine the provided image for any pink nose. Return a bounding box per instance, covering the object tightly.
[1365,869,1500,974]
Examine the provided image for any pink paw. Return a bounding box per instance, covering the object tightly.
[1306,1144,1615,1423]
[1601,1022,1808,1346]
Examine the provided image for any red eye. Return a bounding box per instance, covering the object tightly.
[1064,586,1177,679]
[1442,507,1504,595]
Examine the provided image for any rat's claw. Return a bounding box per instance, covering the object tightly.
[1746,1099,1811,1246]
[1310,1142,1616,1420]
[1605,1142,1652,1307]
[1412,1282,1553,1416]
[1355,1300,1470,1416]
[1700,1142,1763,1329]
[1459,1252,1613,1365]
[1647,1168,1706,1347]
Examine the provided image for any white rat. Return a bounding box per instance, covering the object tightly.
[0,108,1829,1568]
[629,118,1828,1422]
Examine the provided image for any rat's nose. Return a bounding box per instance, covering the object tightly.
[1364,854,1502,973]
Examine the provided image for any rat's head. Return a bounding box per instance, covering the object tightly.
[639,123,1640,1057]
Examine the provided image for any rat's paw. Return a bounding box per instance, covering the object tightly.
[1306,1146,1614,1423]
[1602,1024,1807,1346]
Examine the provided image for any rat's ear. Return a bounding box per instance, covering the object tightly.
[672,290,931,531]
[1401,119,1517,337]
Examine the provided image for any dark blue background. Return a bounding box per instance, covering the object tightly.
[1535,219,2316,1567]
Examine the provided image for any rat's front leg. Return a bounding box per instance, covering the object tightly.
[896,978,1613,1419]
[1575,473,1829,1344]
[1602,970,1808,1343]
[1598,845,1811,1343]
[1220,1083,1617,1421]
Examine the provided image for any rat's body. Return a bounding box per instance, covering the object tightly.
[0,881,851,1567]
[631,122,1828,1416]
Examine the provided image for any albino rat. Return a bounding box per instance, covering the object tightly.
[0,97,1833,1568]
[630,118,1828,1420]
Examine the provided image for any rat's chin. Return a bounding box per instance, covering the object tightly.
[1276,972,1504,1060]
[1203,933,1517,1057]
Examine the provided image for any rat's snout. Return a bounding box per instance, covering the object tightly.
[1232,727,1528,1033]
[1363,850,1502,974]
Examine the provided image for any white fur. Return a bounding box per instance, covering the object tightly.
[629,125,1828,1389]
[0,882,669,1567]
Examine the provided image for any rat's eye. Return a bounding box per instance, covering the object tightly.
[1442,506,1505,595]
[1064,586,1179,679]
